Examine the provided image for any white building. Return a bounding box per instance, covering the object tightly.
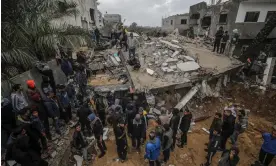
[104,14,122,24]
[235,0,276,39]
[162,14,189,33]
[53,0,100,30]
[97,10,104,28]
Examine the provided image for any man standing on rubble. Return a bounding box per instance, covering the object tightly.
[145,131,161,166]
[220,31,229,54]
[213,26,224,53]
[114,119,128,163]
[258,125,276,166]
[162,124,173,164]
[170,108,180,151]
[220,109,235,150]
[179,110,193,148]
[131,114,145,152]
[127,32,139,59]
[88,113,107,158]
[228,29,239,57]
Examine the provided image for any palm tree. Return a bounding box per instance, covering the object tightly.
[1,0,93,77]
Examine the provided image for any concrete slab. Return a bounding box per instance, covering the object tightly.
[146,68,155,75]
[177,61,200,72]
[159,40,182,50]
[183,55,195,61]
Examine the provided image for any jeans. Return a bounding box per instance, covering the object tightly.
[230,130,239,145]
[220,43,226,54]
[149,160,160,166]
[213,40,220,53]
[181,131,188,145]
[132,136,141,150]
[129,48,136,59]
[163,148,170,162]
[82,147,88,161]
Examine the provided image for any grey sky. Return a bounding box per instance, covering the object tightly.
[98,0,208,27]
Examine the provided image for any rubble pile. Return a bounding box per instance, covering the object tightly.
[142,38,201,82]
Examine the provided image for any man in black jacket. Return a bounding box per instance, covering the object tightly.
[213,26,224,53]
[125,103,137,137]
[114,119,128,162]
[77,100,93,137]
[203,128,221,166]
[131,114,145,152]
[220,109,236,150]
[179,110,193,148]
[72,123,89,161]
[88,113,107,158]
[170,108,180,151]
[209,113,222,140]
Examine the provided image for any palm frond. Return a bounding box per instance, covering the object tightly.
[1,49,36,69]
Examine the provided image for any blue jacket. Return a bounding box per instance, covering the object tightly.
[261,133,276,155]
[61,60,72,76]
[57,91,71,108]
[43,97,60,118]
[144,136,161,161]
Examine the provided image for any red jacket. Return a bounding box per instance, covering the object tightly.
[27,88,41,102]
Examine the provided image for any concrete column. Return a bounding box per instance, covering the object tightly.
[262,57,276,86]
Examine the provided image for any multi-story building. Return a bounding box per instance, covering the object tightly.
[53,0,100,30]
[161,14,189,33]
[103,14,122,24]
[97,10,104,28]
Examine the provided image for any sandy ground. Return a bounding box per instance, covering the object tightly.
[91,84,276,166]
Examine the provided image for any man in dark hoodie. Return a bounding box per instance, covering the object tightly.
[41,76,54,95]
[114,119,128,162]
[88,113,107,158]
[202,128,221,166]
[77,100,93,136]
[162,124,173,163]
[230,109,248,145]
[221,109,236,150]
[72,123,89,162]
[131,114,145,152]
[60,57,73,77]
[179,110,193,148]
[95,94,107,126]
[220,31,229,54]
[126,102,137,137]
[76,65,87,96]
[218,146,240,166]
[208,113,222,141]
[43,92,61,134]
[170,108,180,151]
[213,26,224,53]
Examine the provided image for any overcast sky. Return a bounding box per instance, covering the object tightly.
[98,0,209,27]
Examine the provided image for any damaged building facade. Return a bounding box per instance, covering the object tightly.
[161,14,190,34]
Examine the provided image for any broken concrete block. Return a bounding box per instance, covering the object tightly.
[6,160,17,166]
[74,155,83,166]
[166,58,178,63]
[51,151,57,158]
[153,53,158,56]
[162,63,168,67]
[167,68,174,73]
[184,73,190,78]
[146,68,155,75]
[170,65,177,70]
[183,56,195,61]
[158,52,161,56]
[161,67,169,72]
[177,61,200,72]
[191,72,199,76]
[171,40,179,44]
[159,40,181,50]
[162,50,168,54]
[171,51,180,58]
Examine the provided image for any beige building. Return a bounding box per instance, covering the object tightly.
[162,14,189,33]
[104,14,122,24]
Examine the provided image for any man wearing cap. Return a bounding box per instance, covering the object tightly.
[145,131,161,166]
[131,114,145,152]
[114,119,128,162]
[88,113,107,158]
[259,125,276,166]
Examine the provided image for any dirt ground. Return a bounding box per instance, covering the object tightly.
[91,84,276,166]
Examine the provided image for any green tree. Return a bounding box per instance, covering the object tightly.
[1,0,93,77]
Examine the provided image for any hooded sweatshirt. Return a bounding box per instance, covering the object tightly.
[145,137,161,161]
[261,133,276,155]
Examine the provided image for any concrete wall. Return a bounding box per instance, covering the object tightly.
[162,15,189,32]
[52,0,99,29]
[236,1,276,23]
[104,14,122,24]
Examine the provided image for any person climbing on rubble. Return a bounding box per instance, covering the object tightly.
[220,31,229,54]
[230,109,249,145]
[207,113,222,142]
[87,113,107,158]
[220,109,236,150]
[26,80,51,140]
[202,128,221,166]
[131,114,145,152]
[127,32,139,59]
[170,108,180,151]
[56,84,74,127]
[144,131,161,166]
[162,124,173,164]
[218,146,240,166]
[258,125,276,166]
[213,26,224,53]
[72,123,90,163]
[11,84,29,114]
[179,110,193,148]
[114,119,128,163]
[77,99,93,137]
